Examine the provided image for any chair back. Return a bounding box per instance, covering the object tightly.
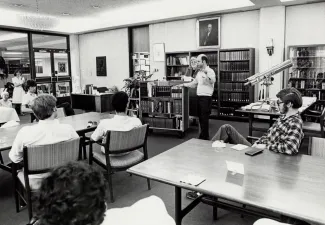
[320,107,325,138]
[23,137,80,173]
[56,107,66,118]
[105,124,148,154]
[308,137,325,157]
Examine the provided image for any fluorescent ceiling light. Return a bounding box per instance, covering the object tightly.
[280,0,296,2]
[3,52,23,55]
[0,33,27,42]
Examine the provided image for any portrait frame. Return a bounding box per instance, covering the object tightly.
[196,17,221,49]
[58,62,66,74]
[96,56,107,77]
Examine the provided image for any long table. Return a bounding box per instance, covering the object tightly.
[127,139,325,225]
[0,112,112,171]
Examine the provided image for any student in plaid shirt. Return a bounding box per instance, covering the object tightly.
[212,87,304,155]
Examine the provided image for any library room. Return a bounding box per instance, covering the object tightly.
[0,0,325,225]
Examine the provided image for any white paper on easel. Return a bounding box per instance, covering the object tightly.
[226,161,245,175]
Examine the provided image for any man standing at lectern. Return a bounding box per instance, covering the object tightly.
[178,54,216,140]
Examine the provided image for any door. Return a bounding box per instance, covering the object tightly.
[33,48,71,104]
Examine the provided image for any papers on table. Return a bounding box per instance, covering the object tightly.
[212,140,226,148]
[180,174,206,186]
[226,161,245,175]
[231,144,249,151]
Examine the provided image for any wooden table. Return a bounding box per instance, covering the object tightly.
[128,139,325,225]
[0,112,113,172]
[71,93,114,113]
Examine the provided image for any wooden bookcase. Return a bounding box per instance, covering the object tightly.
[165,48,255,120]
[287,45,325,121]
[138,81,189,137]
[219,48,255,119]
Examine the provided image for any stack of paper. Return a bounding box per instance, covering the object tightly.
[231,144,249,151]
[212,140,226,148]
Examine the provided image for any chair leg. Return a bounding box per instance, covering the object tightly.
[83,140,87,160]
[241,204,246,218]
[147,178,151,190]
[107,173,114,203]
[26,191,33,221]
[88,142,93,165]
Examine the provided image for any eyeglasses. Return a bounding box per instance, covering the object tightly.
[277,100,284,106]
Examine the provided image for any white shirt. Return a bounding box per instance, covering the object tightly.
[0,99,12,108]
[22,91,37,113]
[9,119,79,163]
[102,196,175,225]
[91,115,142,141]
[184,66,216,96]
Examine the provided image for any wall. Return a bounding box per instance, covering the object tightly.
[78,28,129,91]
[149,10,260,80]
[70,35,81,93]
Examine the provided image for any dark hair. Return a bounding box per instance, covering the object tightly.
[14,69,22,76]
[26,79,37,90]
[0,56,8,79]
[112,91,129,113]
[34,162,107,225]
[30,94,57,120]
[201,55,208,65]
[276,87,302,109]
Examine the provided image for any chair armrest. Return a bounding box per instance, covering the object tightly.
[246,136,259,144]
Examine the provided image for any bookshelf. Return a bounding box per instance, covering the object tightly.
[132,52,150,77]
[139,81,189,137]
[166,51,190,81]
[219,48,255,119]
[287,45,325,121]
[165,48,255,120]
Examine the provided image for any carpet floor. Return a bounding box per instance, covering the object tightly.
[0,114,309,225]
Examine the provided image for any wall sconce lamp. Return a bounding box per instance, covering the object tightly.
[266,39,274,56]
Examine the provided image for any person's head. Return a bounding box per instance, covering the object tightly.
[197,54,208,69]
[30,94,57,120]
[34,162,107,225]
[14,69,22,77]
[26,79,37,93]
[276,87,302,114]
[208,24,212,32]
[1,91,9,101]
[112,91,129,113]
[190,57,197,70]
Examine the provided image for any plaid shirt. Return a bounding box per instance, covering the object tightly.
[256,113,303,155]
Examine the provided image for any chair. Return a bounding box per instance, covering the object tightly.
[89,124,150,202]
[56,107,66,118]
[308,137,325,157]
[303,107,325,138]
[12,138,80,221]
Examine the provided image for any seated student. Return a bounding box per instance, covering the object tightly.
[22,80,37,121]
[91,91,142,154]
[9,94,79,183]
[0,91,12,108]
[212,87,304,155]
[34,162,175,225]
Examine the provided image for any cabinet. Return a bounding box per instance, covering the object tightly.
[287,45,325,121]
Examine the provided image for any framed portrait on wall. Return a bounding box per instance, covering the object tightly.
[196,17,220,48]
[96,56,107,76]
[58,62,66,73]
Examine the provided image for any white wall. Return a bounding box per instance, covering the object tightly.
[286,2,325,47]
[259,6,286,99]
[150,10,260,80]
[78,28,129,91]
[70,35,81,93]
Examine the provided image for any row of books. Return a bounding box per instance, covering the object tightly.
[166,56,189,66]
[292,58,325,68]
[220,93,250,102]
[142,117,183,129]
[290,48,325,58]
[305,92,325,100]
[167,67,187,77]
[220,72,250,81]
[289,80,325,89]
[220,62,249,71]
[141,100,182,114]
[289,70,325,79]
[150,86,183,97]
[220,83,249,91]
[202,53,218,65]
[220,51,250,61]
